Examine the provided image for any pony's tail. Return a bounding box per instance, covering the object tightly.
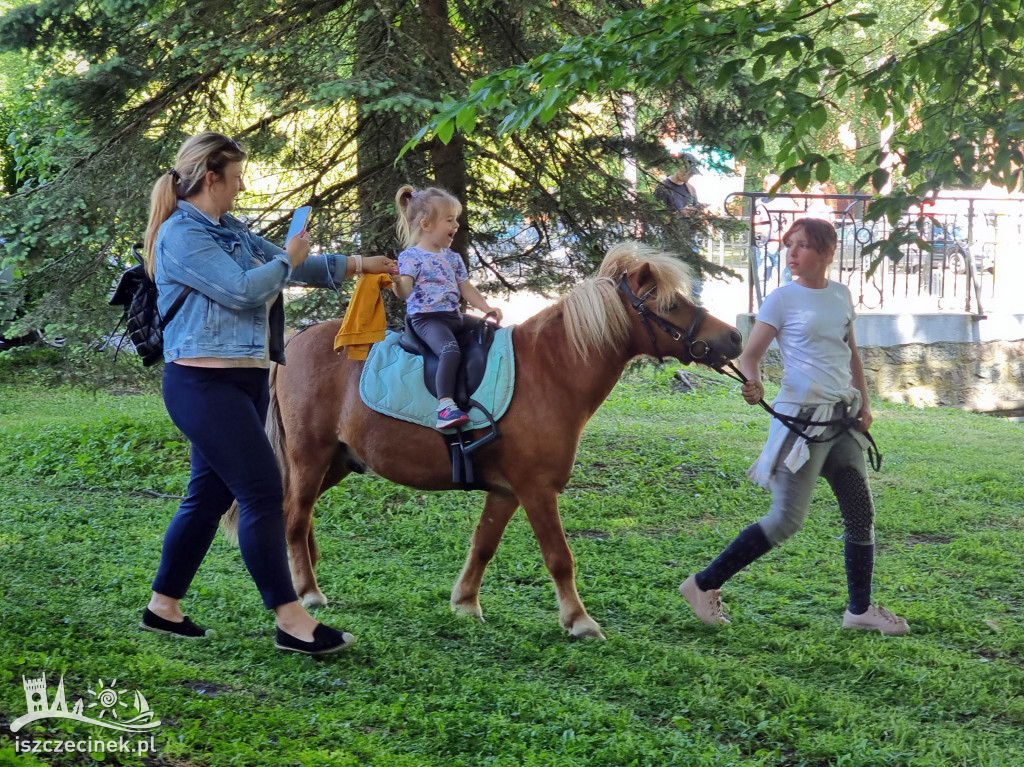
[220,364,291,545]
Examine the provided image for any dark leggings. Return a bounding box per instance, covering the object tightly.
[152,363,298,609]
[760,421,875,545]
[410,310,472,402]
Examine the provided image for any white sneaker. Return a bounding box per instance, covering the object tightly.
[842,605,909,636]
[679,574,729,625]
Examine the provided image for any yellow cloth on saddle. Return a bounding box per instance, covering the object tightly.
[333,272,393,360]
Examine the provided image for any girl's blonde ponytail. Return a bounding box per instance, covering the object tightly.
[393,185,462,249]
[394,185,417,250]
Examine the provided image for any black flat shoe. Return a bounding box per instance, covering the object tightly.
[140,608,214,639]
[275,624,356,656]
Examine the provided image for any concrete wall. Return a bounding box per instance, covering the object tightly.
[736,312,1024,415]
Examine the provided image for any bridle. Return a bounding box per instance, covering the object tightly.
[617,274,709,364]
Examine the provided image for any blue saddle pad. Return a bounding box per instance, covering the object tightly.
[359,327,516,428]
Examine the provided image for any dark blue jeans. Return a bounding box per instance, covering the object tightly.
[152,363,298,609]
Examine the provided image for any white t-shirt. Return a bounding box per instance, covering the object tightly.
[747,279,867,486]
[757,280,855,406]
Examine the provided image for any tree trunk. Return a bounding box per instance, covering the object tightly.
[422,0,470,260]
[353,0,413,258]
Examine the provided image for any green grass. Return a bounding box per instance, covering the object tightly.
[0,369,1022,766]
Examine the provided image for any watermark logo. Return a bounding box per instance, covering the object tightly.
[11,673,161,734]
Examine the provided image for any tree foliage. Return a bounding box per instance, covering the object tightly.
[410,0,1024,262]
[2,0,1020,356]
[0,0,762,353]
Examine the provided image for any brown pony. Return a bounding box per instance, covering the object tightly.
[241,242,742,639]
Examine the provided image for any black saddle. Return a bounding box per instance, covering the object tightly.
[398,313,497,410]
[397,312,502,491]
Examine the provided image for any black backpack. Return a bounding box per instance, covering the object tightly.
[109,246,193,366]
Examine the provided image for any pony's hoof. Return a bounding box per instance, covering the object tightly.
[301,591,329,608]
[570,618,606,640]
[450,600,485,622]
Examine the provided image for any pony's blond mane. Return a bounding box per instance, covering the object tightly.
[551,242,693,361]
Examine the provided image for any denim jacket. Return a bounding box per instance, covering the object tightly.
[155,201,348,364]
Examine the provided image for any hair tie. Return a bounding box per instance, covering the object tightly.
[410,190,419,198]
[167,168,181,182]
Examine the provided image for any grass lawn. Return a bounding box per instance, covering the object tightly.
[0,368,1022,766]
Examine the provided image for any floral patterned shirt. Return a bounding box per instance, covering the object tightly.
[398,246,468,314]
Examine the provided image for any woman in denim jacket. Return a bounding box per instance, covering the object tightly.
[139,132,396,655]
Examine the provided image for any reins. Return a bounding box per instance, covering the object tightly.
[714,361,882,471]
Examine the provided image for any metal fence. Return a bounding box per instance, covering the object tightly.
[718,192,1024,315]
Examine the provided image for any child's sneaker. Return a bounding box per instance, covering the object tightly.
[679,574,730,625]
[842,605,909,636]
[436,405,470,430]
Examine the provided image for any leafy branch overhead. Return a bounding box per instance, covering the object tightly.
[0,0,767,351]
[408,0,1024,253]
[0,0,1021,353]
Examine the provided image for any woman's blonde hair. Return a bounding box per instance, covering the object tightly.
[394,185,462,249]
[143,132,248,278]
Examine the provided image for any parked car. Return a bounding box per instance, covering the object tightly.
[921,218,996,276]
[920,218,967,269]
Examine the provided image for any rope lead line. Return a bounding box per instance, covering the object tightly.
[713,362,882,471]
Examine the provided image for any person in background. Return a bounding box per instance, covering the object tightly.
[680,217,909,637]
[753,174,784,294]
[754,173,803,291]
[141,131,396,656]
[654,152,703,214]
[807,183,836,219]
[654,152,707,301]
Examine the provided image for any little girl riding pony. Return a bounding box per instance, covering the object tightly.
[391,185,503,429]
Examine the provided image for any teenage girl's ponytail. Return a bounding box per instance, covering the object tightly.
[143,132,247,279]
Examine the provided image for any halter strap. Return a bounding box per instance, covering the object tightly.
[617,274,709,364]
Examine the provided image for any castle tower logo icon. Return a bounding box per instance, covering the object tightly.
[11,673,161,734]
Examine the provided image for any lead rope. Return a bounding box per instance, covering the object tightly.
[714,362,882,471]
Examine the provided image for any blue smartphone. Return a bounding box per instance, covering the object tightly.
[286,206,312,244]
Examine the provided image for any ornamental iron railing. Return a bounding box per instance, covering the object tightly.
[719,192,1024,315]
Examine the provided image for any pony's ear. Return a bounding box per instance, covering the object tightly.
[627,262,655,295]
